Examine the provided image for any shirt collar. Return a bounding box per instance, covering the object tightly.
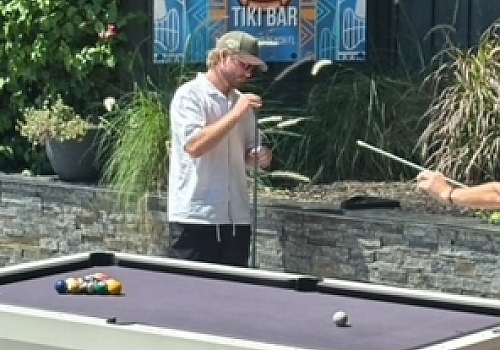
[196,73,242,102]
[196,73,224,97]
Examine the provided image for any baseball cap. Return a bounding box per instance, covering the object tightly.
[216,31,268,72]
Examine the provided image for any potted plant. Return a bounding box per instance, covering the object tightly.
[17,96,101,182]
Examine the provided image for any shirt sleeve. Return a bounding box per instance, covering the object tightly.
[170,88,204,148]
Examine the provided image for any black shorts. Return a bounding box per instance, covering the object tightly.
[168,222,251,267]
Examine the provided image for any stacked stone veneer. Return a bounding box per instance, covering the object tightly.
[1,175,500,298]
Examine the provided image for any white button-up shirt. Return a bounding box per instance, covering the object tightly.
[168,73,258,224]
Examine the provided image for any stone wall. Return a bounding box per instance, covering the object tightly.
[1,174,500,298]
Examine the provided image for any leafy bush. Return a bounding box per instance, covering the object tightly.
[0,0,139,172]
[0,0,134,106]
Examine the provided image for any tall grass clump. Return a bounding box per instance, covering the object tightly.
[417,21,500,183]
[97,30,197,220]
[273,65,430,183]
[99,81,170,210]
[256,112,312,185]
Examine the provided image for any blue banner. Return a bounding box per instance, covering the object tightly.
[153,0,366,63]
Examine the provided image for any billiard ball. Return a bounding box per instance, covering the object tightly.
[105,279,123,295]
[83,274,94,283]
[54,279,67,294]
[93,281,108,295]
[79,281,94,294]
[66,277,81,294]
[92,272,108,281]
[78,281,87,294]
[333,310,348,327]
[100,275,112,282]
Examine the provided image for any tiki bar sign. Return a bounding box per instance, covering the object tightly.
[232,1,298,27]
[153,0,366,63]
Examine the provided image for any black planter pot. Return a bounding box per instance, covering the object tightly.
[45,130,100,182]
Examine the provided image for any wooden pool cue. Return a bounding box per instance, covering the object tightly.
[356,140,466,188]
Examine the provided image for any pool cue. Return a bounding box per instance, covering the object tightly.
[356,140,466,188]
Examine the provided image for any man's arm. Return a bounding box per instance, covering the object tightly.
[416,170,500,209]
[184,93,262,158]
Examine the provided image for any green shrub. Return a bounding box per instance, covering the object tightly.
[0,0,140,173]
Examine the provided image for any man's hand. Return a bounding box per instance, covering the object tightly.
[416,170,453,203]
[232,93,262,119]
[246,146,272,169]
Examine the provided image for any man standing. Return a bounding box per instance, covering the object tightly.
[168,31,273,267]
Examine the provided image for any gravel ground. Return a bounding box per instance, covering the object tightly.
[257,181,479,218]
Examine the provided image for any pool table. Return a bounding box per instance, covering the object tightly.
[0,251,499,350]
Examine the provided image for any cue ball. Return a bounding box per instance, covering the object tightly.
[332,310,348,327]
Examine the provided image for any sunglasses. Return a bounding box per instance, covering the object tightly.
[231,55,254,73]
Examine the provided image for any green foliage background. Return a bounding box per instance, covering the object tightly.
[418,21,500,184]
[0,0,139,174]
[3,0,500,195]
[261,64,431,184]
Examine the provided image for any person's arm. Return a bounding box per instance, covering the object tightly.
[184,93,262,158]
[447,182,500,209]
[416,170,500,209]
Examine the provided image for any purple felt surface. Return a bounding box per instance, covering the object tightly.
[0,266,499,350]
